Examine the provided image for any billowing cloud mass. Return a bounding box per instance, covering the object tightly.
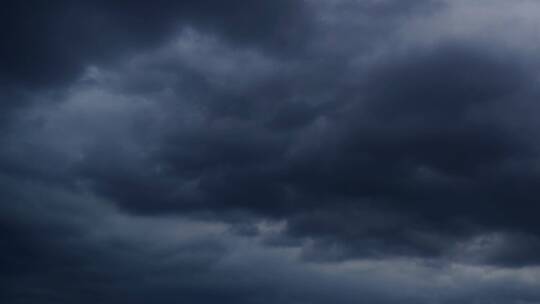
[2,0,540,303]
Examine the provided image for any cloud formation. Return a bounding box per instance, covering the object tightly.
[2,0,540,303]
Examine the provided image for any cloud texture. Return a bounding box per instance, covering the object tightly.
[2,1,540,303]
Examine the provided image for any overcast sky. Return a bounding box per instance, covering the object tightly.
[2,1,540,303]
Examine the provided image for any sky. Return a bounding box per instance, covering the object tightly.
[2,1,540,303]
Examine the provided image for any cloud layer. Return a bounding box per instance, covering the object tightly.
[2,1,540,303]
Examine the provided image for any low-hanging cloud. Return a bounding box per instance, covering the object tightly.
[3,0,540,303]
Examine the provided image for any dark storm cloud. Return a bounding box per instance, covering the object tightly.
[6,0,540,263]
[0,0,309,87]
[3,174,540,304]
[0,0,311,133]
[63,34,540,264]
[3,0,540,303]
[0,176,233,303]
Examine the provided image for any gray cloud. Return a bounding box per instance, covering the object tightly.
[3,0,540,303]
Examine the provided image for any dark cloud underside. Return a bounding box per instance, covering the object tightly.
[2,1,540,303]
